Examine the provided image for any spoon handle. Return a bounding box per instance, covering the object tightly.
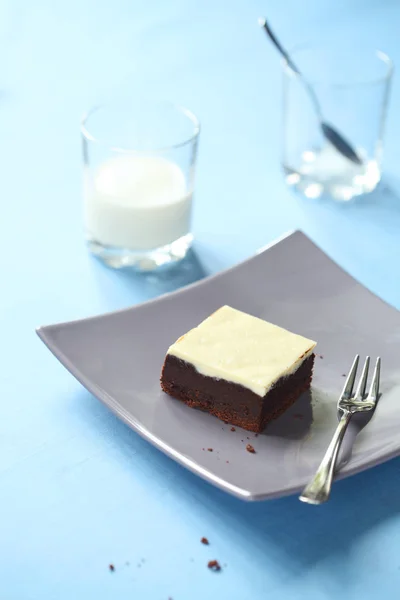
[258,18,300,75]
[259,18,321,117]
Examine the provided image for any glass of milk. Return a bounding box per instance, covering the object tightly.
[281,42,393,201]
[81,99,200,270]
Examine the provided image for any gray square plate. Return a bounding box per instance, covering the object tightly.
[37,231,400,500]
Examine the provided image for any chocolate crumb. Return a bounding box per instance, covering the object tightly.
[207,448,213,452]
[109,564,115,572]
[230,426,236,432]
[202,447,205,451]
[208,560,221,571]
[247,436,250,439]
[226,460,229,463]
[342,374,346,377]
[255,433,258,437]
[201,537,209,545]
[319,355,324,359]
[246,444,256,453]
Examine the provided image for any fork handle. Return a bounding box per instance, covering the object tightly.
[299,410,352,505]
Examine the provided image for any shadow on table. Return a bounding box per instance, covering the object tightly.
[76,385,400,595]
[91,247,209,307]
[289,176,400,243]
[343,178,400,226]
[290,175,400,212]
[116,247,208,293]
[170,449,400,593]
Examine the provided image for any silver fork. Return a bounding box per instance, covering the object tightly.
[299,355,381,505]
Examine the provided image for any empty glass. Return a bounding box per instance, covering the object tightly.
[282,43,393,201]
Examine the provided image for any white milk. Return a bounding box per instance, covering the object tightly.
[84,155,192,250]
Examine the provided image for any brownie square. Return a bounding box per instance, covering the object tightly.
[160,306,316,433]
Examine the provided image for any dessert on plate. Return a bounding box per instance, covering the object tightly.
[160,305,316,433]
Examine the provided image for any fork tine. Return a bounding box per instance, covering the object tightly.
[367,357,381,402]
[354,356,370,401]
[340,355,359,400]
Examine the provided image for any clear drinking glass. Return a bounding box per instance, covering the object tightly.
[81,99,200,270]
[282,43,393,201]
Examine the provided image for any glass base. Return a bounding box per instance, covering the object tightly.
[87,233,193,271]
[283,146,381,202]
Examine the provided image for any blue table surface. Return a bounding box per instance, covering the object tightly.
[2,0,400,598]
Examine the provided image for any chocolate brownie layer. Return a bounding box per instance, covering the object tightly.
[161,354,314,433]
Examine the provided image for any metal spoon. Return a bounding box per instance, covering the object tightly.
[259,17,362,165]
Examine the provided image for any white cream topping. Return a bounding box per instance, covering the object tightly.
[167,306,317,397]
